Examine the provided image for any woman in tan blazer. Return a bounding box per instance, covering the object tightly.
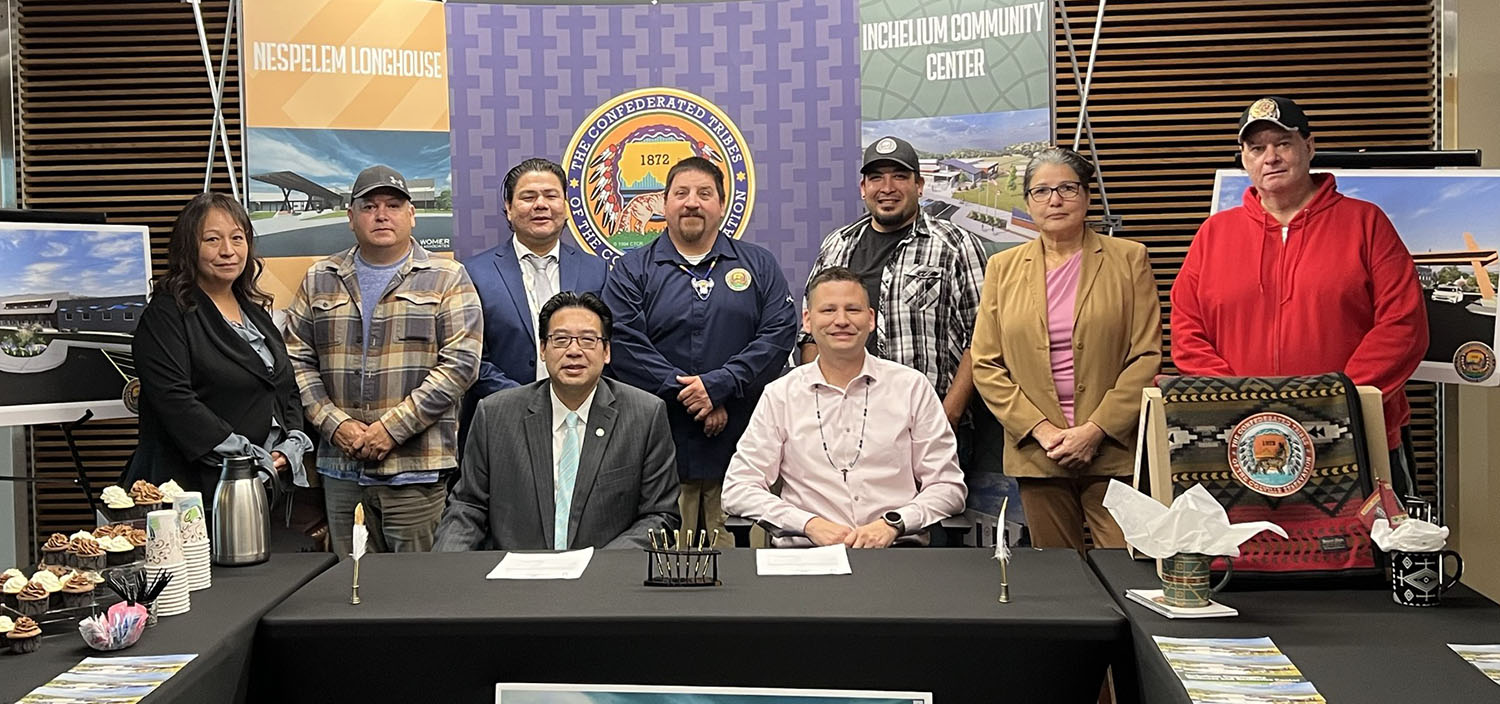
[972,147,1161,551]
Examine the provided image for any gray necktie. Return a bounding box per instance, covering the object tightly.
[526,253,557,306]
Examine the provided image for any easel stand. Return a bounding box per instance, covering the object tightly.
[182,0,241,200]
[0,410,102,563]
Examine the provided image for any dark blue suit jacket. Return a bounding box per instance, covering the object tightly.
[465,235,608,401]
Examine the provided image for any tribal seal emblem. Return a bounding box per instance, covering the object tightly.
[122,378,141,415]
[1454,341,1496,384]
[725,267,752,292]
[563,87,755,265]
[1247,98,1280,121]
[1227,412,1315,497]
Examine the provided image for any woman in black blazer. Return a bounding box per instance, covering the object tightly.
[124,193,311,502]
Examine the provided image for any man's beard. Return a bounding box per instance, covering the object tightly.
[871,203,917,230]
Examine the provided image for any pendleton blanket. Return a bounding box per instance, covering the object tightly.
[1157,373,1379,581]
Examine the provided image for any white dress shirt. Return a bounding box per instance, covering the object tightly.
[514,238,561,380]
[722,353,967,546]
[549,384,596,485]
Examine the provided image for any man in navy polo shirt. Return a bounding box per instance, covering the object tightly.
[604,156,797,548]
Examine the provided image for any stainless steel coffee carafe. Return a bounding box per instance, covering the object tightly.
[212,455,270,566]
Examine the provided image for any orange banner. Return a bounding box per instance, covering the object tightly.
[242,0,449,131]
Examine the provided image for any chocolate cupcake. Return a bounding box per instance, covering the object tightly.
[7,616,41,654]
[16,580,50,617]
[128,528,147,562]
[61,572,95,609]
[2,575,24,609]
[69,537,106,573]
[29,570,62,594]
[40,533,68,568]
[102,536,136,566]
[129,481,164,516]
[101,485,138,522]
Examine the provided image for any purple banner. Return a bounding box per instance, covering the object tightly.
[446,0,863,289]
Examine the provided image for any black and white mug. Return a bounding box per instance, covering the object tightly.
[1390,549,1463,607]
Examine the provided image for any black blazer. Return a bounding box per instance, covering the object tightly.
[124,287,303,494]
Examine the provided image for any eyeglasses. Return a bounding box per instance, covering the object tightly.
[545,333,605,350]
[1025,182,1084,203]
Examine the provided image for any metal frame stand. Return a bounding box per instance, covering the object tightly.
[1054,0,1121,235]
[184,0,240,200]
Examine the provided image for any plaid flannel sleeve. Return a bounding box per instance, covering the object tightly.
[283,269,352,441]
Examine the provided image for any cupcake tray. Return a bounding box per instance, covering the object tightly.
[3,560,154,636]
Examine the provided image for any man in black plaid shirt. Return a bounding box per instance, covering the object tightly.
[799,136,987,431]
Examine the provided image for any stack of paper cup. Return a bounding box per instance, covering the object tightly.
[145,509,190,616]
[175,491,212,591]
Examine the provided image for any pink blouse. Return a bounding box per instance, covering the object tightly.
[1045,250,1083,425]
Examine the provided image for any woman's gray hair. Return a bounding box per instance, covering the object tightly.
[1022,147,1096,193]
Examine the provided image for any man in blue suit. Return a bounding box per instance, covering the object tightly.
[465,158,608,401]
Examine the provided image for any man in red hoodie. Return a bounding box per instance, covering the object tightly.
[1170,96,1428,498]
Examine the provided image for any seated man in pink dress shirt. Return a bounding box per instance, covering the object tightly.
[722,266,967,547]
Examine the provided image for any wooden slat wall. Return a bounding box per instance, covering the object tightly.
[19,0,239,553]
[16,0,1441,550]
[1055,0,1440,496]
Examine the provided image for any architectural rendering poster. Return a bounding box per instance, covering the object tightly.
[0,222,151,426]
[1212,169,1500,387]
[241,0,453,308]
[447,0,1053,289]
[496,683,931,704]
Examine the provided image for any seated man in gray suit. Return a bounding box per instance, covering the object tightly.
[434,292,680,550]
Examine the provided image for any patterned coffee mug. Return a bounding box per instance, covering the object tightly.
[1159,552,1234,608]
[1390,549,1463,607]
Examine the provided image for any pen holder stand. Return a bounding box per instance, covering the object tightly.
[643,547,722,587]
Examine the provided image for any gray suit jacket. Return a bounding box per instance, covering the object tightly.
[434,377,680,551]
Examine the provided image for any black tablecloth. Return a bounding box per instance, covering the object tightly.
[256,548,1126,702]
[1088,549,1500,704]
[1,553,335,704]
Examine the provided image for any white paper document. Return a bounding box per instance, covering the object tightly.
[755,544,852,576]
[487,547,594,580]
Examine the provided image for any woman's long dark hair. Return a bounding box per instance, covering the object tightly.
[155,193,272,311]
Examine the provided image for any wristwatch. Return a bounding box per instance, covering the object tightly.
[882,510,905,536]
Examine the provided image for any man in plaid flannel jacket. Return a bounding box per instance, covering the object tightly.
[285,165,483,555]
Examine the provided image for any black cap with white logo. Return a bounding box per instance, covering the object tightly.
[860,136,920,174]
[1237,96,1312,142]
[350,164,411,200]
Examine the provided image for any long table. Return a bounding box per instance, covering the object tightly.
[1088,549,1500,703]
[2,552,335,704]
[256,548,1126,702]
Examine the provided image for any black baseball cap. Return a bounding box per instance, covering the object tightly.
[350,164,412,200]
[1237,96,1312,142]
[860,136,920,174]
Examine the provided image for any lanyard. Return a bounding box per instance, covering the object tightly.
[674,257,718,301]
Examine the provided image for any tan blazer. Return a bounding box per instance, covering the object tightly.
[972,229,1162,479]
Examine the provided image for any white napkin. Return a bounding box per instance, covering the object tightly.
[1371,518,1448,552]
[1102,480,1287,559]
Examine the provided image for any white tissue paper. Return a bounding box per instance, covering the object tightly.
[1102,480,1287,559]
[1370,518,1448,552]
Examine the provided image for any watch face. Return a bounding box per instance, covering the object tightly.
[883,511,902,524]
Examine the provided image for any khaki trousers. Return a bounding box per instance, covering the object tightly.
[678,478,733,548]
[323,477,446,556]
[1017,476,1126,552]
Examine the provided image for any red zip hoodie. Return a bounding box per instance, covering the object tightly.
[1170,173,1427,450]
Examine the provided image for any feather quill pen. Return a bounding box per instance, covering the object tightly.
[993,496,1011,603]
[351,503,366,605]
